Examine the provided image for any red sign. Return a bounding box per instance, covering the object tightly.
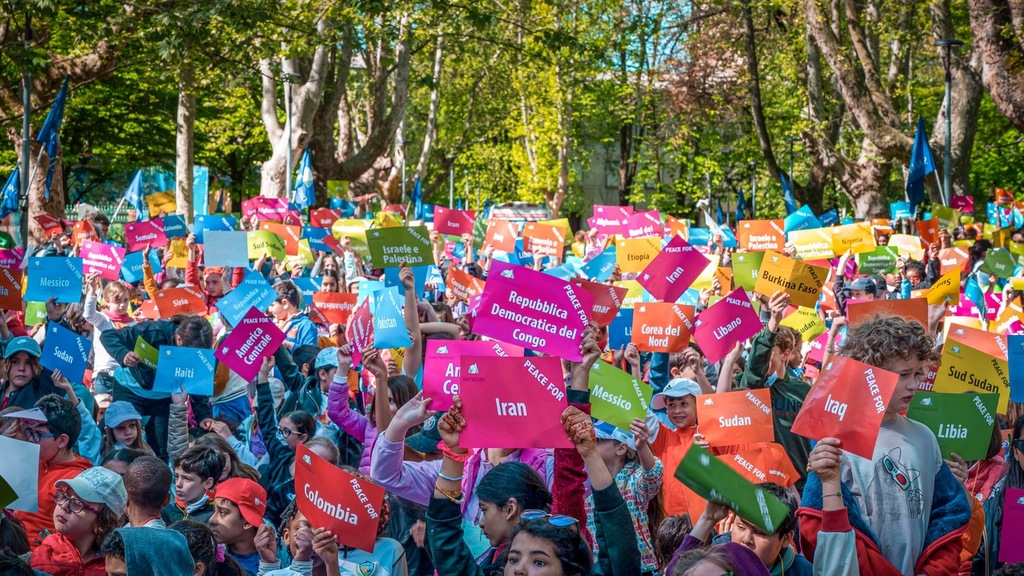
[0,267,22,310]
[434,207,477,236]
[484,220,518,253]
[569,278,626,326]
[310,209,341,228]
[154,287,207,317]
[447,265,485,301]
[125,220,168,252]
[311,292,357,325]
[34,214,63,238]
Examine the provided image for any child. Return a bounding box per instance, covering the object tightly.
[83,274,135,395]
[648,377,705,516]
[163,445,225,524]
[209,477,268,576]
[101,526,195,576]
[123,456,172,528]
[101,401,154,457]
[30,466,128,576]
[0,336,59,411]
[269,281,317,350]
[169,519,247,576]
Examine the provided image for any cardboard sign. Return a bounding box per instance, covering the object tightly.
[636,235,710,303]
[588,205,633,234]
[309,208,341,229]
[146,191,177,216]
[154,286,207,317]
[831,222,876,255]
[217,270,277,326]
[951,194,974,213]
[696,389,775,447]
[622,210,663,238]
[434,207,477,236]
[632,302,694,353]
[311,292,357,325]
[365,226,432,268]
[124,220,168,252]
[927,268,961,306]
[674,444,791,534]
[791,356,899,459]
[568,279,626,327]
[194,215,238,243]
[847,297,929,329]
[948,325,1007,360]
[473,261,592,361]
[616,237,661,274]
[483,220,519,253]
[247,230,287,261]
[856,246,899,275]
[753,251,827,308]
[422,340,525,411]
[215,308,285,381]
[738,220,785,252]
[40,323,92,384]
[693,288,762,364]
[938,247,969,275]
[906,391,997,460]
[588,360,653,431]
[294,443,386,552]
[26,257,83,303]
[933,340,1010,413]
[779,307,825,342]
[999,487,1024,563]
[35,214,63,238]
[888,234,925,261]
[458,355,572,449]
[0,435,40,512]
[133,337,160,370]
[153,346,215,395]
[346,301,374,353]
[982,249,1017,278]
[608,308,633,351]
[446,265,485,301]
[200,231,249,268]
[0,267,22,311]
[787,228,834,260]
[522,223,565,257]
[80,240,125,281]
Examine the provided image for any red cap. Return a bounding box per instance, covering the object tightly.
[214,478,266,527]
[203,266,225,278]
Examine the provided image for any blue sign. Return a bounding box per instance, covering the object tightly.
[302,226,331,253]
[26,258,83,303]
[373,286,412,349]
[162,214,188,238]
[890,202,912,220]
[291,277,320,308]
[202,231,249,268]
[154,346,215,395]
[194,215,238,244]
[383,265,428,297]
[581,247,616,282]
[217,269,277,326]
[41,323,92,384]
[608,309,634,351]
[121,250,162,284]
[783,205,822,233]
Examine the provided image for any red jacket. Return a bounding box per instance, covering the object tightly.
[16,454,92,550]
[30,532,108,576]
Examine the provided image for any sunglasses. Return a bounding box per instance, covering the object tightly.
[54,490,101,516]
[521,510,579,529]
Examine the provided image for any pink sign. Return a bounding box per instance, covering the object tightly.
[80,240,126,281]
[124,220,168,252]
[345,301,374,355]
[807,332,829,363]
[1007,319,1024,335]
[637,235,710,303]
[422,340,524,411]
[0,248,22,268]
[950,195,974,213]
[693,288,763,364]
[473,261,593,361]
[1000,487,1024,563]
[623,210,663,239]
[241,197,289,221]
[458,355,571,449]
[214,307,285,381]
[433,207,476,236]
[587,205,633,234]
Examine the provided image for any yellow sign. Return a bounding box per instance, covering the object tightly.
[331,219,372,254]
[788,228,834,260]
[146,192,177,216]
[831,222,876,255]
[753,251,828,308]
[933,205,960,231]
[780,307,826,342]
[690,255,720,291]
[926,268,960,306]
[933,340,1010,413]
[167,238,189,268]
[613,280,645,309]
[888,234,925,261]
[616,237,662,273]
[247,230,287,260]
[375,212,404,228]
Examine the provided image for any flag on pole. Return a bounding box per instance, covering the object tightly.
[36,77,69,199]
[0,168,19,220]
[481,198,492,220]
[735,189,747,222]
[123,170,144,221]
[292,148,314,210]
[411,179,424,220]
[716,200,726,225]
[780,173,798,215]
[907,117,937,213]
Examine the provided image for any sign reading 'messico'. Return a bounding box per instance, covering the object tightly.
[473,261,593,361]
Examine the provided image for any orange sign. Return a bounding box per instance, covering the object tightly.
[847,297,929,329]
[260,222,302,255]
[154,286,207,317]
[447,264,485,301]
[696,389,775,447]
[737,220,785,252]
[484,220,518,253]
[72,220,98,246]
[311,292,357,325]
[522,223,565,257]
[917,219,939,245]
[632,302,694,353]
[938,247,969,275]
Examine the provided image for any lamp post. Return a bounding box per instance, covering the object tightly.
[784,136,798,182]
[447,154,456,209]
[19,14,31,252]
[935,38,963,206]
[282,72,302,198]
[749,161,757,220]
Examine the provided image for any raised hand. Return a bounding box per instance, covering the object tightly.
[807,437,843,483]
[254,524,277,563]
[561,406,596,456]
[437,395,467,454]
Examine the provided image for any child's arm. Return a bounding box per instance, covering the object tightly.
[82,275,113,331]
[629,417,658,472]
[55,371,101,464]
[400,264,423,379]
[716,342,743,393]
[167,388,191,463]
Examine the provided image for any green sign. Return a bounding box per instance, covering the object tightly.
[134,337,160,370]
[857,246,899,275]
[981,249,1017,278]
[731,252,765,292]
[907,391,998,460]
[366,226,433,268]
[588,360,653,431]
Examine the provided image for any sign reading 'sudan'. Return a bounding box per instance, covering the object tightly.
[473,261,592,361]
[632,302,694,353]
[422,340,524,411]
[693,288,762,364]
[791,356,899,459]
[215,307,286,381]
[637,235,710,303]
[458,355,571,449]
[41,323,92,384]
[695,389,774,446]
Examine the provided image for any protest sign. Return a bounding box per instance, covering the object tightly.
[693,288,762,364]
[483,220,519,253]
[856,246,899,275]
[366,226,432,268]
[217,270,277,326]
[948,325,1007,360]
[124,220,167,251]
[26,257,83,303]
[674,444,791,534]
[696,389,775,447]
[146,191,176,215]
[153,347,215,395]
[446,264,485,301]
[906,391,997,460]
[938,247,970,275]
[0,268,21,310]
[259,222,302,255]
[1000,487,1024,563]
[246,230,287,260]
[787,228,835,260]
[578,247,614,283]
[791,356,899,459]
[154,286,207,317]
[120,250,162,284]
[588,360,653,431]
[241,196,289,221]
[203,231,250,268]
[434,207,477,236]
[637,235,710,303]
[194,215,237,243]
[473,261,592,361]
[522,223,565,257]
[162,215,188,238]
[731,252,764,291]
[34,214,62,238]
[982,249,1017,278]
[933,339,1010,413]
[294,443,386,552]
[346,301,375,354]
[927,268,961,306]
[951,194,974,213]
[133,337,160,370]
[422,340,524,411]
[608,308,634,351]
[831,222,876,255]
[616,237,661,273]
[888,234,926,261]
[622,210,663,238]
[70,220,97,247]
[309,208,341,229]
[754,251,828,309]
[783,205,821,233]
[331,219,371,254]
[737,220,785,251]
[215,308,286,382]
[0,249,22,269]
[588,205,632,234]
[373,286,412,349]
[847,297,929,329]
[569,279,627,327]
[933,205,960,231]
[80,240,125,281]
[41,323,92,384]
[458,355,572,449]
[1010,335,1024,403]
[312,292,357,325]
[780,307,826,342]
[632,302,694,353]
[0,435,39,512]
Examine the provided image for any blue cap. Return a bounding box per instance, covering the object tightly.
[104,401,143,429]
[593,420,636,451]
[651,378,702,410]
[315,347,339,370]
[4,336,40,359]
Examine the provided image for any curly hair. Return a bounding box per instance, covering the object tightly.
[505,518,592,576]
[838,314,940,367]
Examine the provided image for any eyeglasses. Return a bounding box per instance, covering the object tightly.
[54,490,101,516]
[278,427,295,438]
[1012,439,1024,453]
[521,510,579,529]
[23,427,57,443]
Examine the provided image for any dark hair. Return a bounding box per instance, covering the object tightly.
[904,259,926,281]
[0,555,33,576]
[369,375,418,427]
[168,520,216,569]
[969,239,993,270]
[273,280,301,308]
[278,500,300,535]
[754,482,797,536]
[193,434,261,482]
[100,528,125,559]
[171,314,214,349]
[35,394,81,447]
[174,446,225,484]
[92,505,123,555]
[91,213,110,227]
[996,564,1024,576]
[476,462,552,511]
[0,513,30,556]
[840,315,940,367]
[506,518,592,576]
[124,455,172,510]
[63,303,91,336]
[655,515,692,568]
[282,411,316,441]
[321,268,341,284]
[671,548,736,576]
[292,345,320,375]
[101,448,147,468]
[431,302,454,324]
[1007,416,1024,492]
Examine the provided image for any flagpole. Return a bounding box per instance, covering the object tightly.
[110,196,128,222]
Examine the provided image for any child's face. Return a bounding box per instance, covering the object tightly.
[209,498,249,546]
[205,274,225,297]
[321,275,339,293]
[53,488,100,542]
[111,421,139,447]
[595,439,626,465]
[849,289,874,301]
[175,468,212,505]
[278,418,305,451]
[105,292,130,315]
[104,556,127,576]
[6,353,35,388]
[731,517,792,568]
[884,355,926,416]
[665,395,696,428]
[268,300,290,321]
[318,367,339,391]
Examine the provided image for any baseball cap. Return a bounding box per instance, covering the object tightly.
[55,467,128,516]
[593,420,635,451]
[844,277,877,296]
[4,336,40,359]
[315,347,339,371]
[215,477,267,527]
[651,378,703,411]
[104,401,143,429]
[404,413,443,455]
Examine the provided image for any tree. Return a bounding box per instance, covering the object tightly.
[968,0,1024,133]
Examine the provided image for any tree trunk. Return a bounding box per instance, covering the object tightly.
[175,63,196,222]
[9,131,63,243]
[414,35,444,185]
[967,0,1024,133]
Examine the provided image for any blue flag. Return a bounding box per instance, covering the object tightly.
[123,171,144,221]
[292,148,314,210]
[36,78,69,199]
[411,179,424,220]
[735,189,747,223]
[456,197,464,210]
[481,198,492,220]
[781,173,798,215]
[0,168,19,220]
[716,200,725,225]
[907,117,937,213]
